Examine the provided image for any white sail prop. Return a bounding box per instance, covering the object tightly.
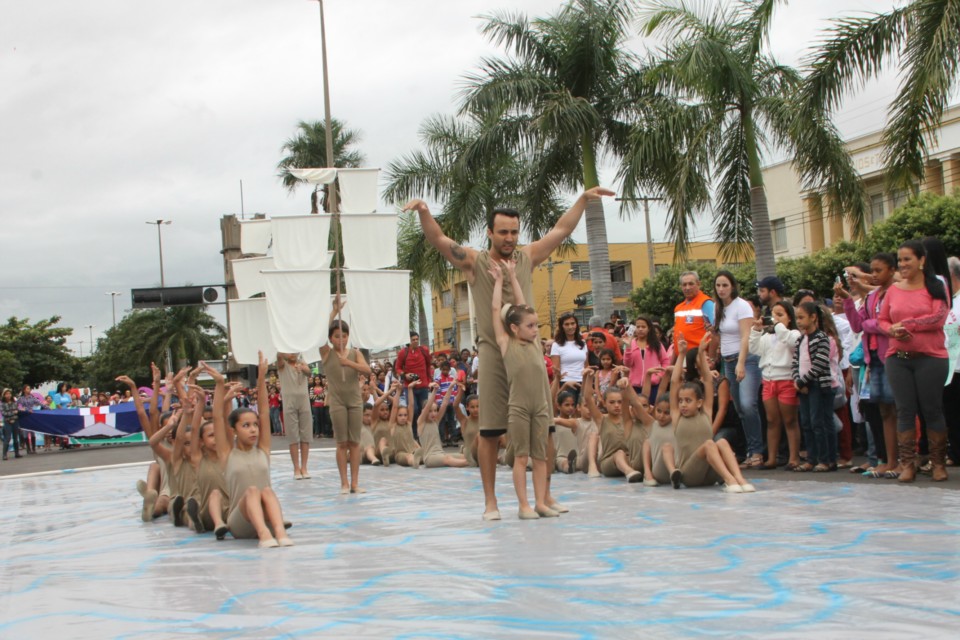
[262,269,332,353]
[239,219,272,255]
[228,298,276,365]
[287,168,337,184]
[340,214,398,269]
[336,168,380,213]
[343,270,411,350]
[231,256,274,299]
[271,215,332,270]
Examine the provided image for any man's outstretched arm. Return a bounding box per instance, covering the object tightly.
[525,187,615,267]
[404,199,477,273]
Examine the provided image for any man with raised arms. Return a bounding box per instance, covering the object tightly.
[404,187,614,520]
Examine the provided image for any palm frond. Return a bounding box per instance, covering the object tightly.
[799,7,910,114]
[882,0,960,190]
[712,117,754,260]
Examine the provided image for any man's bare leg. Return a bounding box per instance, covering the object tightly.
[478,434,500,519]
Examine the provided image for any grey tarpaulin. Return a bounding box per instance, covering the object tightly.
[0,452,957,638]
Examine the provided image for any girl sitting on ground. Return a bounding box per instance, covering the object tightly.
[581,369,647,483]
[391,382,422,468]
[418,382,470,468]
[213,351,293,548]
[664,335,755,492]
[455,391,480,467]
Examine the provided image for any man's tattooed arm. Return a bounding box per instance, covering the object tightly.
[450,242,467,262]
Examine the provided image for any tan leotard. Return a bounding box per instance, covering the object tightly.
[461,416,479,466]
[502,339,551,460]
[225,446,271,539]
[323,348,363,444]
[197,456,228,528]
[419,420,449,468]
[675,412,719,487]
[598,416,628,477]
[472,251,533,433]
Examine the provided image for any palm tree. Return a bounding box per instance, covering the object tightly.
[800,0,960,192]
[623,0,869,278]
[386,113,567,346]
[456,0,642,318]
[129,306,226,370]
[277,119,365,213]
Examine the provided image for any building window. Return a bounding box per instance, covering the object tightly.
[891,189,909,211]
[573,309,593,328]
[610,262,631,283]
[441,290,452,308]
[571,261,591,280]
[442,328,454,345]
[772,218,787,252]
[870,193,885,226]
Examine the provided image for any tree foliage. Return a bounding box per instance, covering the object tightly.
[0,316,78,388]
[277,119,366,213]
[85,307,226,390]
[629,192,960,328]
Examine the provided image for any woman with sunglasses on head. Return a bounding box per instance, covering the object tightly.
[879,240,950,482]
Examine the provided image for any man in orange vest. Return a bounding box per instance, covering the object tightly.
[673,271,715,351]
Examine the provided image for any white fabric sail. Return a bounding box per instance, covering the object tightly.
[231,256,274,299]
[340,214,398,269]
[228,298,276,365]
[239,219,272,255]
[343,270,410,350]
[262,269,331,353]
[337,168,380,213]
[287,168,337,185]
[271,216,332,270]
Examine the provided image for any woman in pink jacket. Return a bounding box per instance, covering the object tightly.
[623,316,671,403]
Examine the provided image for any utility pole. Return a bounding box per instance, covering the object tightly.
[106,292,121,327]
[85,324,94,352]
[616,196,662,279]
[145,220,172,287]
[546,258,557,331]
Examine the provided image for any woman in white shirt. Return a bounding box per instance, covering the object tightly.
[714,271,764,468]
[550,312,588,402]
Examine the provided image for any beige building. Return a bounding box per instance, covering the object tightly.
[763,104,960,258]
[429,241,731,351]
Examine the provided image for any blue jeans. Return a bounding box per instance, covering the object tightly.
[411,387,430,441]
[724,354,763,458]
[799,385,835,465]
[269,407,282,435]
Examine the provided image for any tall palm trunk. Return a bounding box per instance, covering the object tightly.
[744,110,776,279]
[582,135,613,319]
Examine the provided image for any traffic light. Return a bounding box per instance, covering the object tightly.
[131,286,221,309]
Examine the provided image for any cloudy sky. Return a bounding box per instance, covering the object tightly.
[1,0,903,354]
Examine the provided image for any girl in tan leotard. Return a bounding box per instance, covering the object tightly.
[489,259,556,519]
[663,335,754,493]
[455,392,480,467]
[418,382,469,468]
[581,370,648,482]
[391,383,422,467]
[209,352,293,548]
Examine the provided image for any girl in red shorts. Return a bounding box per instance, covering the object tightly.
[749,301,802,469]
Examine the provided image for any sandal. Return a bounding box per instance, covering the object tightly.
[850,463,872,474]
[740,455,764,469]
[794,463,814,472]
[812,464,831,472]
[784,462,799,471]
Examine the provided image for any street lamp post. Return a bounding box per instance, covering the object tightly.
[106,292,121,327]
[78,340,84,358]
[85,324,94,352]
[145,220,172,287]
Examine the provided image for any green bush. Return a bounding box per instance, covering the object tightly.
[866,192,960,257]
